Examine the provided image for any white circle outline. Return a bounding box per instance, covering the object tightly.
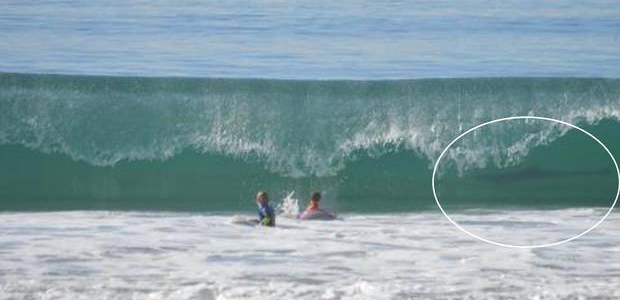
[431,116,620,249]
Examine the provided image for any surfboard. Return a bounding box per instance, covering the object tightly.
[298,209,337,220]
[229,215,259,226]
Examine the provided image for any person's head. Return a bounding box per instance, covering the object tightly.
[310,191,322,203]
[256,191,269,206]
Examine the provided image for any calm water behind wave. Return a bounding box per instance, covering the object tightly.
[1,0,619,79]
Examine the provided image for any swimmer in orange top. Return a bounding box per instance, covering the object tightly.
[304,192,322,212]
[299,191,337,220]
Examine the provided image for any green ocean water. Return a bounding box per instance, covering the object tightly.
[0,73,618,212]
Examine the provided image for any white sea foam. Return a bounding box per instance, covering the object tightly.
[0,210,619,299]
[275,191,301,218]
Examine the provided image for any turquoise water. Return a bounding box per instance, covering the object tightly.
[0,73,618,211]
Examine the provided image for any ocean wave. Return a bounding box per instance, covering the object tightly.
[1,73,619,177]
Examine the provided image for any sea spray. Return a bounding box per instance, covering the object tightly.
[276,191,301,219]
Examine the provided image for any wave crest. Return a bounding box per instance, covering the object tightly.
[1,73,619,177]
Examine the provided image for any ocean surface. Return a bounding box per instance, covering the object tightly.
[1,210,620,300]
[1,0,620,299]
[1,0,619,79]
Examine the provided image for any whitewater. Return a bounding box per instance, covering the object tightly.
[1,209,619,300]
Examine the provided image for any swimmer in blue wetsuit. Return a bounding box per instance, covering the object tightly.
[255,191,275,227]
